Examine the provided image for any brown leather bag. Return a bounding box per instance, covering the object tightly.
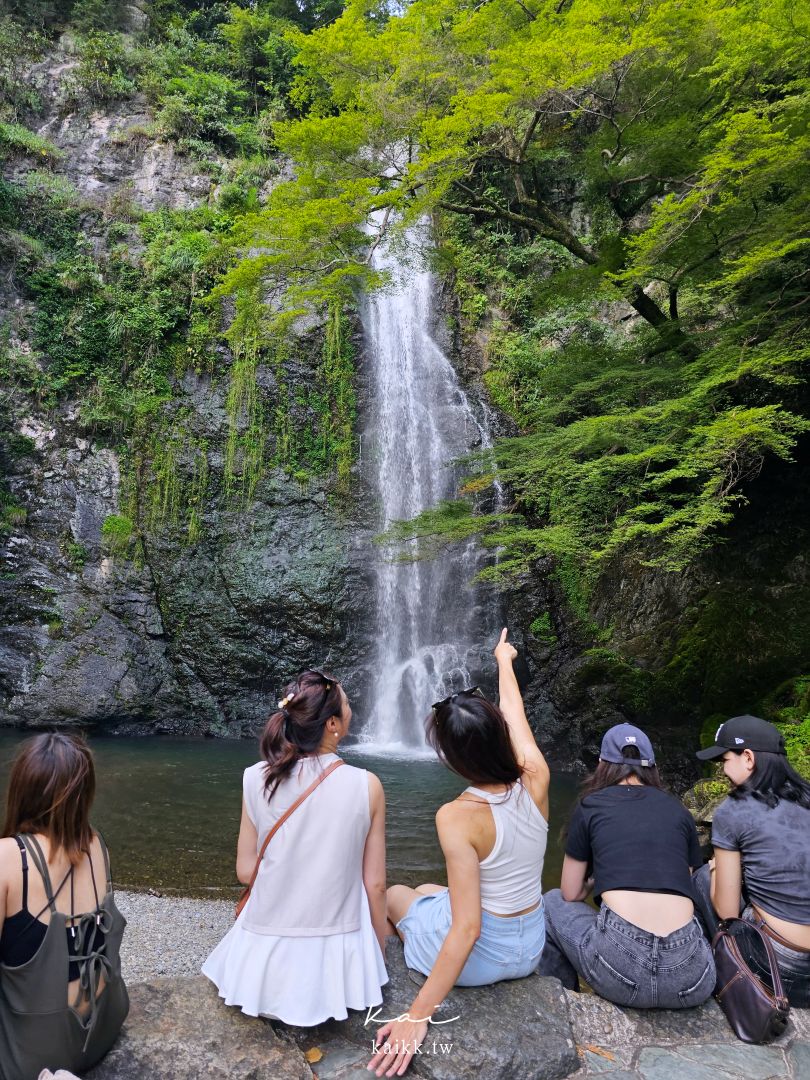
[713,917,790,1043]
[235,759,344,920]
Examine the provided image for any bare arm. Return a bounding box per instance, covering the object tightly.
[560,855,592,903]
[494,628,550,801]
[236,798,259,885]
[368,803,480,1076]
[363,773,387,953]
[711,848,743,920]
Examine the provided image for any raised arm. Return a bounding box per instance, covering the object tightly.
[494,628,550,783]
[362,772,387,953]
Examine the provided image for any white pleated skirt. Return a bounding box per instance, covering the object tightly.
[201,890,388,1027]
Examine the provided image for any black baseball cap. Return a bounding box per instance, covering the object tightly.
[696,715,786,761]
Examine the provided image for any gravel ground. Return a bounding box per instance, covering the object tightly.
[116,891,234,982]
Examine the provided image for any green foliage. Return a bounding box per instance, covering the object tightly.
[0,21,360,553]
[220,0,810,602]
[0,121,60,160]
[760,676,810,778]
[762,676,810,727]
[155,68,251,153]
[0,489,26,532]
[573,647,655,715]
[62,31,140,104]
[223,287,265,502]
[0,16,46,118]
[315,302,355,492]
[70,0,129,32]
[14,186,226,427]
[1,0,130,32]
[64,538,88,567]
[136,3,325,159]
[529,611,557,648]
[101,513,134,554]
[779,716,810,780]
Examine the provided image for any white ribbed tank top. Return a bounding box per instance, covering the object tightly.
[464,782,548,915]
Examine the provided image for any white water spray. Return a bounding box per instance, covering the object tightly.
[359,222,499,752]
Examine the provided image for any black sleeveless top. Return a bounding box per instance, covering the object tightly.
[0,837,104,980]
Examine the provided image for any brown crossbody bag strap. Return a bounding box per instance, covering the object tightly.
[235,758,344,919]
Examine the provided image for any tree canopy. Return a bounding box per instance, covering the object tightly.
[226,0,809,576]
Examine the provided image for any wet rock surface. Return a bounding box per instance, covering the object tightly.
[0,392,374,732]
[0,52,375,732]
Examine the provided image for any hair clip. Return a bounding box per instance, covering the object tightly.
[278,692,295,709]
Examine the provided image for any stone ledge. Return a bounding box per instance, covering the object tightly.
[87,943,579,1080]
[566,987,810,1079]
[85,947,810,1080]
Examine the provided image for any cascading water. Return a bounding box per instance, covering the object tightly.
[360,222,500,753]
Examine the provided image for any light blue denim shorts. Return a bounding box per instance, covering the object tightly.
[397,888,545,986]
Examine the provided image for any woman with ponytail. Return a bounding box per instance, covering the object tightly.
[202,670,388,1025]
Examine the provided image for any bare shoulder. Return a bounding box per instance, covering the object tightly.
[435,798,483,834]
[366,770,383,789]
[365,770,385,805]
[88,830,107,856]
[0,836,21,880]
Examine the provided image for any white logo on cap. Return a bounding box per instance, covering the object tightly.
[624,736,637,744]
[735,737,744,744]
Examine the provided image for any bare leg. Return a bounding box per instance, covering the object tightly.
[385,884,424,940]
[415,883,446,896]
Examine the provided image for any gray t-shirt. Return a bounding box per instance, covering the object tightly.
[712,794,810,924]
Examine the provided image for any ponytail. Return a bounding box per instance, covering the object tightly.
[259,709,300,799]
[260,669,343,798]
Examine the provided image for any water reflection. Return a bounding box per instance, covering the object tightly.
[0,732,578,898]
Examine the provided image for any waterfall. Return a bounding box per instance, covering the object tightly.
[359,222,499,753]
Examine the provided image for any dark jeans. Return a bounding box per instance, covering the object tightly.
[692,863,810,1008]
[536,888,715,1009]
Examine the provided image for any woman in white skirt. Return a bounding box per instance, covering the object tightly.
[202,669,388,1025]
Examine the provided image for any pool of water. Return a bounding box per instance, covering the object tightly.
[0,731,578,898]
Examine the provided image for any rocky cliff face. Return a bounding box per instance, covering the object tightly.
[0,404,376,734]
[0,46,376,734]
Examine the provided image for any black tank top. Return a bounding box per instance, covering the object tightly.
[0,837,104,980]
[0,833,129,1080]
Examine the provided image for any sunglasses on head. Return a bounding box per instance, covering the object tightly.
[431,686,486,714]
[307,668,336,692]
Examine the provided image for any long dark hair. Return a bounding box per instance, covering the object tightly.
[425,692,522,787]
[2,732,96,864]
[261,669,344,798]
[578,744,663,800]
[728,750,810,810]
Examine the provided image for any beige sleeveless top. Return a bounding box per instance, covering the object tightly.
[241,753,371,937]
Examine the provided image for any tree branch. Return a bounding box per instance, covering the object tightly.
[440,191,698,356]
